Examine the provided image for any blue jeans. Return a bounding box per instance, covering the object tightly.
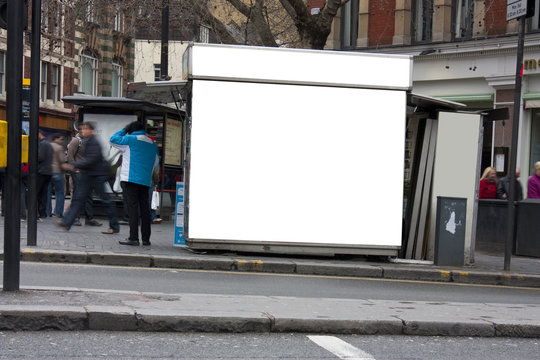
[62,174,118,231]
[47,173,65,217]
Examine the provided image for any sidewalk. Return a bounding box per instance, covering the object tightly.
[1,216,540,337]
[1,215,540,288]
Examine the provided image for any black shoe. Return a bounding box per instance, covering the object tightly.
[86,219,102,226]
[119,239,139,246]
[142,241,151,246]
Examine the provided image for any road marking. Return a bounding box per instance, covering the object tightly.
[308,335,375,360]
[11,261,540,291]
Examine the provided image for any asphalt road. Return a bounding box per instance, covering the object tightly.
[0,332,538,359]
[6,261,540,304]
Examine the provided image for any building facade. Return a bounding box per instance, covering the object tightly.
[0,1,136,137]
[324,0,540,197]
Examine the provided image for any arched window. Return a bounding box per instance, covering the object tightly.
[80,50,98,95]
[111,60,123,97]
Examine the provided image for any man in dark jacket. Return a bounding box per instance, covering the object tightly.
[37,130,53,219]
[57,122,119,233]
[496,168,523,201]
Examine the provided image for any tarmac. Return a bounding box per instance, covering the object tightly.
[0,215,540,337]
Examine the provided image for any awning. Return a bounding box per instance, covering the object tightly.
[126,81,191,104]
[62,95,184,116]
[523,92,540,109]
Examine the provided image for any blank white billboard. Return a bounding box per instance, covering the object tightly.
[188,44,412,91]
[188,80,405,247]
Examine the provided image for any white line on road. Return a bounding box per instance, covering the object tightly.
[308,335,376,360]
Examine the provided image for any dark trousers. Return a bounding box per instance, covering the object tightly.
[63,174,118,231]
[71,172,94,220]
[37,174,51,218]
[123,181,151,243]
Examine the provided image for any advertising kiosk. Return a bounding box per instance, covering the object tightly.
[128,43,413,256]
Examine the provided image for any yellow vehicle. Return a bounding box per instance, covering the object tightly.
[0,120,28,167]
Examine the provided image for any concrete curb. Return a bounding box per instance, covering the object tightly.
[0,304,539,337]
[18,248,540,288]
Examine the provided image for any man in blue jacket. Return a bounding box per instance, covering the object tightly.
[110,121,159,246]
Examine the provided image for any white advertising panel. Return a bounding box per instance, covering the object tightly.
[188,80,405,246]
[188,44,412,91]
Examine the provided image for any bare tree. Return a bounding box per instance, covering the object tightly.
[201,0,348,49]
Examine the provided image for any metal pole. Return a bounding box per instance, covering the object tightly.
[160,0,169,79]
[3,0,24,291]
[504,16,526,271]
[27,0,41,246]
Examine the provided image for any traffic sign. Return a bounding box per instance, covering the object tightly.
[507,0,527,20]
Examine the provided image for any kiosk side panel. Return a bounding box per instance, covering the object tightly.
[187,80,405,249]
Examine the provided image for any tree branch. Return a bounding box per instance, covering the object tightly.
[226,0,251,18]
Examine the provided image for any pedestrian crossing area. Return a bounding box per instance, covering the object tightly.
[308,335,376,360]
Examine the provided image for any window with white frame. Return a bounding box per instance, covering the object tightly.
[340,0,359,49]
[111,61,123,97]
[0,52,4,94]
[81,52,98,95]
[413,0,434,42]
[154,64,161,81]
[42,1,50,33]
[41,63,48,102]
[86,0,95,23]
[52,2,62,37]
[114,9,124,32]
[529,0,540,30]
[454,0,474,39]
[199,25,210,43]
[51,64,60,104]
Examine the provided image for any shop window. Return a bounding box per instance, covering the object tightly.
[341,0,359,49]
[454,0,474,39]
[111,61,123,97]
[41,62,48,102]
[81,51,98,95]
[413,0,434,42]
[530,109,540,173]
[0,52,4,94]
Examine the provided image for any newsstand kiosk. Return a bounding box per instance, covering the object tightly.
[128,43,413,256]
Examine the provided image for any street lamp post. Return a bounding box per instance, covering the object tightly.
[3,0,25,291]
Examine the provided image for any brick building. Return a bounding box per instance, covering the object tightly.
[0,1,136,138]
[320,0,540,195]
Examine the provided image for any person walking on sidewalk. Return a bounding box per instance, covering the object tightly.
[110,121,159,246]
[47,134,66,218]
[66,123,101,227]
[37,130,53,220]
[57,122,119,234]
